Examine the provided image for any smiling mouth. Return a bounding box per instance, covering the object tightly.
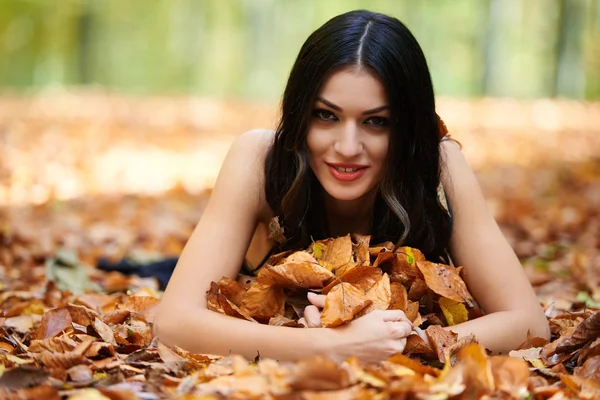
[332,166,361,172]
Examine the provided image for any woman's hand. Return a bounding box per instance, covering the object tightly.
[298,292,413,364]
[299,292,325,328]
[327,310,413,365]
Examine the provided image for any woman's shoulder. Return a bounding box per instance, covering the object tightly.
[234,128,275,151]
[227,129,276,219]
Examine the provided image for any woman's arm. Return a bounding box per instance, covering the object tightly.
[439,140,550,354]
[154,129,333,359]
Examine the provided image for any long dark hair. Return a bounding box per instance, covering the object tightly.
[264,10,452,262]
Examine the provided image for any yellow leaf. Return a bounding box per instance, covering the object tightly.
[439,297,468,326]
[312,241,327,260]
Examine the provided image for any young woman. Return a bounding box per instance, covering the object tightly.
[154,10,549,364]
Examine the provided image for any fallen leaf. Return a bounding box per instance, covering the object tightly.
[439,297,469,326]
[357,273,391,316]
[258,253,335,288]
[416,261,474,306]
[312,235,354,273]
[240,282,285,322]
[321,265,382,295]
[321,283,372,328]
[388,282,408,311]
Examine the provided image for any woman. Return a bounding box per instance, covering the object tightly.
[154,10,549,364]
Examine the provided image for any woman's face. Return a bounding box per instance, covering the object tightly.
[307,68,390,203]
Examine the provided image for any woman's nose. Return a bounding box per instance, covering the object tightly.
[333,123,363,157]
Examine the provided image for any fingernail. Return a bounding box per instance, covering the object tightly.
[307,292,315,298]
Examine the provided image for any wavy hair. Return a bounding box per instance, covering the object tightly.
[264,10,451,262]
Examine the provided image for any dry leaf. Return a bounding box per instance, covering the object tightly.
[416,261,474,306]
[321,283,372,328]
[357,273,391,316]
[439,297,469,326]
[240,282,285,322]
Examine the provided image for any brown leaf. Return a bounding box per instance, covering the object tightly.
[35,350,90,369]
[405,301,420,324]
[391,246,426,285]
[269,315,303,327]
[425,325,458,363]
[416,261,474,306]
[490,356,530,397]
[321,266,382,295]
[321,283,372,328]
[357,273,391,316]
[207,281,255,321]
[102,310,130,325]
[216,276,245,307]
[268,216,286,244]
[288,355,353,391]
[66,304,101,326]
[240,282,285,322]
[352,234,371,266]
[575,355,600,381]
[312,235,354,273]
[457,343,495,395]
[407,278,428,301]
[28,336,77,353]
[369,241,394,258]
[93,317,116,345]
[258,252,335,288]
[118,296,160,323]
[386,352,441,377]
[403,333,435,357]
[0,366,49,389]
[157,341,186,363]
[556,311,600,353]
[37,307,72,339]
[67,364,92,382]
[388,282,408,311]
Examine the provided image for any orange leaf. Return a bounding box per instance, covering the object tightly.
[425,325,458,363]
[388,282,408,311]
[320,283,371,328]
[490,356,530,397]
[457,343,495,394]
[241,282,285,322]
[321,266,382,295]
[216,276,245,307]
[207,282,255,322]
[312,235,355,273]
[416,261,474,306]
[352,234,371,266]
[358,273,391,316]
[258,251,335,288]
[407,278,428,302]
[392,247,426,285]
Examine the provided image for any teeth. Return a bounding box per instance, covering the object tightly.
[334,166,359,172]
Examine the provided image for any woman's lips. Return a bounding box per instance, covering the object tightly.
[326,163,368,182]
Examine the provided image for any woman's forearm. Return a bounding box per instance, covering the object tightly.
[154,307,337,361]
[443,309,550,355]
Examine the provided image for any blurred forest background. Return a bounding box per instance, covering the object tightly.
[1,0,600,99]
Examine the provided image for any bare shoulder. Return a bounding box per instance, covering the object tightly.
[229,129,275,214]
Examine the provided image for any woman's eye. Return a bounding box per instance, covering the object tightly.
[313,109,337,121]
[365,116,389,128]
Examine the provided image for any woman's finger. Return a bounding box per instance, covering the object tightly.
[388,320,413,338]
[304,305,322,328]
[307,292,326,308]
[380,310,412,325]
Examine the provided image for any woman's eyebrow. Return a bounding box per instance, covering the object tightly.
[316,96,389,115]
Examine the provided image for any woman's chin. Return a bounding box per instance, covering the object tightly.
[322,185,371,202]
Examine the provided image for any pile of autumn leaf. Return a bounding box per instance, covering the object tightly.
[0,237,598,400]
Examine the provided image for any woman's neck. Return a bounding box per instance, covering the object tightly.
[323,189,377,237]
